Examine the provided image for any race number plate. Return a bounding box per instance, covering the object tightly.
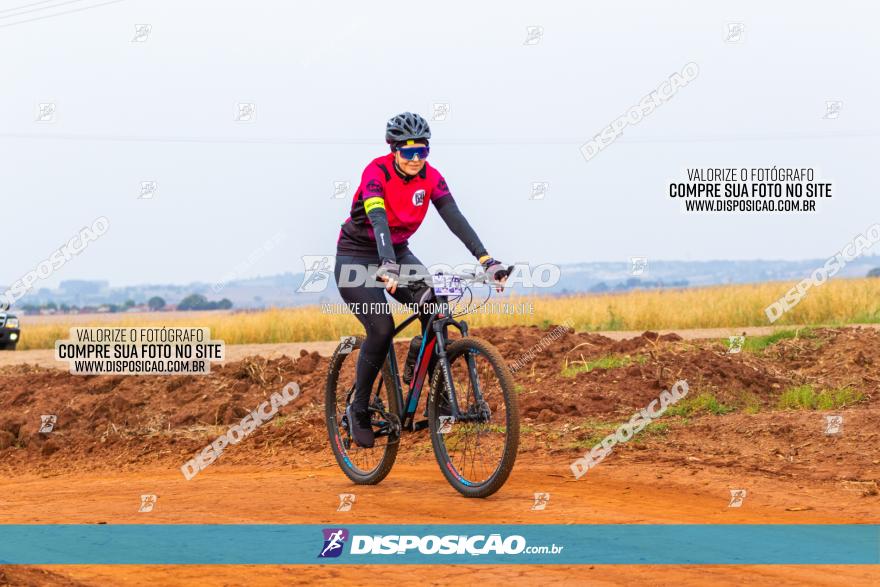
[432,274,462,296]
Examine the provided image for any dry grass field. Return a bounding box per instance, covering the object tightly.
[13,278,880,350]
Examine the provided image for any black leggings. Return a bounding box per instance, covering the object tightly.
[334,252,432,412]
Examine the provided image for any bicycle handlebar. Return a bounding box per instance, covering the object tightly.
[388,266,516,290]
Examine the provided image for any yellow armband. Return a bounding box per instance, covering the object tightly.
[364,197,385,214]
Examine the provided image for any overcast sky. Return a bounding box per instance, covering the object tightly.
[1,1,877,287]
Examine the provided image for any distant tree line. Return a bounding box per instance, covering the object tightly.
[177,294,233,311]
[15,294,232,314]
[587,278,690,293]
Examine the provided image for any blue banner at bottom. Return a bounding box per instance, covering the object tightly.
[0,525,877,564]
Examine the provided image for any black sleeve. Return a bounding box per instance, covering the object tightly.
[366,206,396,262]
[433,194,489,260]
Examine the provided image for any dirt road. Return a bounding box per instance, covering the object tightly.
[2,324,879,585]
[1,456,877,586]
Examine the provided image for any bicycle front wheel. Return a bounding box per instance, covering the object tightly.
[428,337,519,498]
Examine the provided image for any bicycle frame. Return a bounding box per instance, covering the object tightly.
[383,294,483,430]
[329,268,519,497]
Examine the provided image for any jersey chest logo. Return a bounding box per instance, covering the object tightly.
[412,189,426,206]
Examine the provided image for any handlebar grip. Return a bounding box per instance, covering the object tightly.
[494,265,515,280]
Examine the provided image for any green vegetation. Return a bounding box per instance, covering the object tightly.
[725,328,815,353]
[602,306,625,330]
[562,354,647,377]
[148,296,166,311]
[568,421,619,448]
[777,385,864,410]
[177,294,233,311]
[564,418,671,450]
[630,421,670,444]
[737,391,763,414]
[853,308,880,323]
[665,392,735,417]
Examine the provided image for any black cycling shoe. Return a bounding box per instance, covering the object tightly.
[347,406,375,448]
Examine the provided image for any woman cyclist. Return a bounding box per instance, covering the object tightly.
[335,111,508,448]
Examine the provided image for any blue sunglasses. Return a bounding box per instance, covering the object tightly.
[398,145,430,161]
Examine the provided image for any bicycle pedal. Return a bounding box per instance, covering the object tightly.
[376,413,402,442]
[412,419,429,432]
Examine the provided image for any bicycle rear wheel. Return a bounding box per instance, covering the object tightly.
[428,337,519,497]
[325,335,400,484]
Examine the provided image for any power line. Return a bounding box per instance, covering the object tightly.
[0,0,61,14]
[0,131,877,146]
[0,0,90,20]
[0,0,126,28]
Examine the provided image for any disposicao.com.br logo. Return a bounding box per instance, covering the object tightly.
[317,528,563,558]
[318,528,349,558]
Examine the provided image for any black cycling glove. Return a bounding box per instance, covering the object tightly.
[480,257,509,283]
[376,259,400,282]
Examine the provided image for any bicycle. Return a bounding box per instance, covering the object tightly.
[325,268,520,498]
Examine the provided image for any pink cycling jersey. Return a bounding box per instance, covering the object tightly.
[337,152,452,256]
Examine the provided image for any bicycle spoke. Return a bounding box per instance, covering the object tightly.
[437,347,510,487]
